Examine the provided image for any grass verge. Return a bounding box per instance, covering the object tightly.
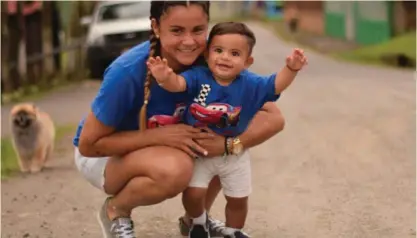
[333,31,416,68]
[1,79,83,105]
[1,70,88,105]
[1,124,77,179]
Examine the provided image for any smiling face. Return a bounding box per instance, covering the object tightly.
[152,4,209,71]
[206,33,253,82]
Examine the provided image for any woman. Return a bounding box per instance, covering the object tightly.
[74,1,285,238]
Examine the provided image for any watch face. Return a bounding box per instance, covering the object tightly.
[234,148,242,154]
[233,143,243,154]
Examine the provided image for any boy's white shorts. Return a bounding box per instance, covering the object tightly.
[189,150,252,198]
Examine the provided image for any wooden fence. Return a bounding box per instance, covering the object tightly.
[1,1,95,97]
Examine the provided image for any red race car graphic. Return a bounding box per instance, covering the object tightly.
[190,102,241,128]
[147,103,186,129]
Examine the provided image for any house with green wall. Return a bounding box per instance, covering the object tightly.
[324,1,393,45]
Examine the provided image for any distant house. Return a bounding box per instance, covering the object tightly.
[283,1,325,35]
[210,1,248,21]
[283,1,416,46]
[324,1,395,45]
[392,1,416,35]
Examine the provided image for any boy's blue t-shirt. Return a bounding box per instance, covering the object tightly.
[180,66,280,137]
[72,41,191,146]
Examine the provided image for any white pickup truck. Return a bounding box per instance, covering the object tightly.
[81,1,151,78]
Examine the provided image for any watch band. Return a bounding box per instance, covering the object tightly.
[224,136,230,155]
[228,137,234,155]
[224,136,234,155]
[226,137,235,155]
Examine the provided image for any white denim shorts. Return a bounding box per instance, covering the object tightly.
[189,150,252,198]
[74,147,108,192]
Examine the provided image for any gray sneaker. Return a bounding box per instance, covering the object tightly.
[208,217,227,237]
[97,197,136,238]
[223,230,251,238]
[179,215,227,237]
[189,221,210,238]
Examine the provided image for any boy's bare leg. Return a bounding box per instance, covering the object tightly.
[205,175,222,213]
[225,196,249,229]
[182,186,212,237]
[183,175,221,223]
[182,187,208,219]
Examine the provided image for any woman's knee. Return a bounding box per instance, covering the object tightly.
[157,165,194,198]
[151,152,194,198]
[103,146,193,196]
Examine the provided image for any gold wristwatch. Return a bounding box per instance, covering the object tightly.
[231,137,243,155]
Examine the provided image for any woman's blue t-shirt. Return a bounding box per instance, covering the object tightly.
[72,41,191,146]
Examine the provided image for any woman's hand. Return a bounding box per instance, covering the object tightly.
[194,127,226,157]
[149,124,215,158]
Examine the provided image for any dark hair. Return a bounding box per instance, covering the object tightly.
[207,22,256,54]
[139,1,211,131]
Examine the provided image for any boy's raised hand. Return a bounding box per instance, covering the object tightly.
[147,56,173,84]
[286,48,308,71]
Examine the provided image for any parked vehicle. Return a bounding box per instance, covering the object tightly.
[80,1,151,79]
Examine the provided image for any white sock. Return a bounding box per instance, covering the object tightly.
[192,211,207,225]
[223,227,240,235]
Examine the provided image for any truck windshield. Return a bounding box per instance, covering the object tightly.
[97,2,150,21]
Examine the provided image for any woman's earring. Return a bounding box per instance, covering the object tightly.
[155,34,159,39]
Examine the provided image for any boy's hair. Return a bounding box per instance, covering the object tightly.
[139,1,210,131]
[207,22,256,55]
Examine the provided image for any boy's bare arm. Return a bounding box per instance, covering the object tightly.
[274,48,307,94]
[147,56,186,92]
[274,66,298,94]
[159,72,187,93]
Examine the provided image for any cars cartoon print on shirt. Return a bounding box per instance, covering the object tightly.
[190,102,241,128]
[147,103,186,128]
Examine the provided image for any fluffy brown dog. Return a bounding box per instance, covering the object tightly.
[10,103,55,173]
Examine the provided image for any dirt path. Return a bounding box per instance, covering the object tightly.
[2,22,415,238]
